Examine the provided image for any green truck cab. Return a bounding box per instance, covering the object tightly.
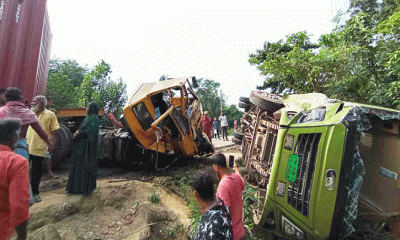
[236,92,400,239]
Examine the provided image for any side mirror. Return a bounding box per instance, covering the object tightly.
[191,76,198,88]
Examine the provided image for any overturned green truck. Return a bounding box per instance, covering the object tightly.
[234,91,400,239]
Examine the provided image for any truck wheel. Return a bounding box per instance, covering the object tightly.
[61,124,73,158]
[253,188,267,225]
[233,131,243,140]
[51,124,70,168]
[232,137,242,145]
[238,102,250,112]
[249,91,284,112]
[239,96,250,104]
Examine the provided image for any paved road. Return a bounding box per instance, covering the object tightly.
[210,135,236,150]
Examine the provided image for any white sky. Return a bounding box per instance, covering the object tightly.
[47,0,349,106]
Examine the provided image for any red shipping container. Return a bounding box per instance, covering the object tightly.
[0,0,52,105]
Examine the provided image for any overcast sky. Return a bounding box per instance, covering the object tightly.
[47,0,349,106]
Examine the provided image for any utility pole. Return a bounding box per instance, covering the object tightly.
[220,89,223,112]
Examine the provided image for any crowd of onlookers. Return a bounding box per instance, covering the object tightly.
[0,87,100,240]
[202,110,238,143]
[1,87,246,240]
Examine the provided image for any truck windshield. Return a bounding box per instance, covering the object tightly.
[132,102,153,131]
[171,108,188,134]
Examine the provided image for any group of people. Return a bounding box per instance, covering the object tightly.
[1,87,246,239]
[202,111,231,142]
[0,87,100,240]
[193,153,246,240]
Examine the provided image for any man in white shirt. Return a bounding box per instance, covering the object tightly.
[219,111,229,141]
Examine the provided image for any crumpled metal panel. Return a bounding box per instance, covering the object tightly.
[282,93,400,238]
[341,106,400,238]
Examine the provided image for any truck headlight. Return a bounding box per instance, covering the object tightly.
[282,216,306,239]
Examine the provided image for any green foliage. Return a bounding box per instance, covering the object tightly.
[224,104,242,129]
[250,0,400,109]
[49,59,88,87]
[148,190,161,203]
[46,72,79,108]
[242,185,257,230]
[174,177,190,194]
[188,197,202,239]
[195,78,222,119]
[46,59,127,123]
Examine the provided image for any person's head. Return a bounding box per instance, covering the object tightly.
[192,172,216,204]
[221,111,224,116]
[204,111,208,116]
[5,87,22,102]
[87,102,99,115]
[46,97,53,108]
[214,117,217,121]
[0,89,6,106]
[0,118,21,150]
[210,153,230,179]
[31,95,47,113]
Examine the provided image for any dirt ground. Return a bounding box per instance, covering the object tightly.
[18,146,248,240]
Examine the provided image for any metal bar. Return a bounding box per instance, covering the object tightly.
[300,134,318,216]
[295,134,312,213]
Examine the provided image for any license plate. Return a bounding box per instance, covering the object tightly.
[286,154,299,182]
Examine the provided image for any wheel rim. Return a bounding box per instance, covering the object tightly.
[253,188,267,225]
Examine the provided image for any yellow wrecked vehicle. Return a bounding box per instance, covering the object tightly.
[122,77,213,168]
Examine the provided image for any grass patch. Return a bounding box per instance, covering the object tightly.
[188,197,202,238]
[148,190,161,203]
[242,184,257,230]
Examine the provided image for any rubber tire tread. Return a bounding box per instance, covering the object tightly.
[238,102,251,112]
[61,124,73,159]
[249,91,284,112]
[51,125,68,167]
[239,96,250,104]
[233,131,243,140]
[232,137,242,145]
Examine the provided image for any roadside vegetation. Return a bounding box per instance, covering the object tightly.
[250,0,400,110]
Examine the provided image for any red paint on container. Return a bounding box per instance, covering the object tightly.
[0,0,52,105]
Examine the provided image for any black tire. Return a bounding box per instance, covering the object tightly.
[238,102,250,112]
[249,91,284,112]
[61,124,73,159]
[233,131,243,140]
[232,137,242,145]
[239,96,250,104]
[51,124,69,167]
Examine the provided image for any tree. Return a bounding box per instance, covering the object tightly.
[249,0,400,109]
[76,60,127,116]
[46,59,127,119]
[194,78,222,119]
[46,72,78,108]
[49,59,88,87]
[223,104,242,129]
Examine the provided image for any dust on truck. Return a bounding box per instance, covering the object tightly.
[235,91,400,239]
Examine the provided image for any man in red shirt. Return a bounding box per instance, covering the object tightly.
[0,118,30,240]
[211,153,245,240]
